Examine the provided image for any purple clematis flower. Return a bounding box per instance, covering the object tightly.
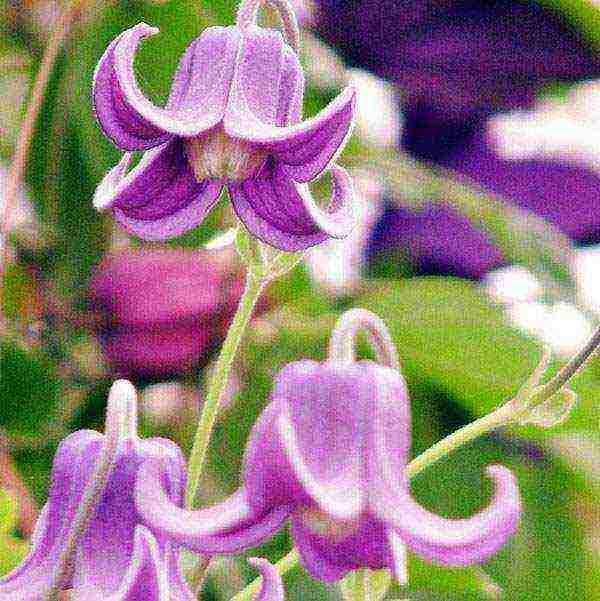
[135,348,521,582]
[0,380,285,600]
[92,0,356,251]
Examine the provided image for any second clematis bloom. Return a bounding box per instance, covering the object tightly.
[92,0,356,251]
[0,380,285,601]
[136,310,522,583]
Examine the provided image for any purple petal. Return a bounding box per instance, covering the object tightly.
[229,161,354,251]
[227,27,287,128]
[316,1,600,120]
[371,464,521,566]
[166,544,197,601]
[93,23,240,150]
[0,431,105,598]
[136,459,291,554]
[71,527,171,601]
[226,86,356,183]
[290,512,396,582]
[290,516,349,582]
[276,46,305,127]
[248,558,285,601]
[245,361,409,520]
[441,129,600,245]
[368,201,505,281]
[93,140,223,241]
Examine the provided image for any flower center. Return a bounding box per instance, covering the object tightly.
[300,507,361,542]
[185,127,266,182]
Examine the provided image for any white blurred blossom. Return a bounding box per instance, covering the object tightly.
[348,69,400,149]
[574,244,600,317]
[483,266,543,304]
[305,171,383,297]
[301,32,347,90]
[484,263,595,358]
[0,163,37,256]
[488,80,600,170]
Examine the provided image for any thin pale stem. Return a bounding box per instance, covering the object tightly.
[405,403,515,479]
[538,324,600,399]
[0,0,87,306]
[185,273,265,508]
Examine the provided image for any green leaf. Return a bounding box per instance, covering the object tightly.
[357,277,600,440]
[536,0,600,49]
[0,339,62,438]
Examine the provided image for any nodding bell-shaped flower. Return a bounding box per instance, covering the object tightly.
[92,0,356,251]
[136,310,521,584]
[0,381,284,601]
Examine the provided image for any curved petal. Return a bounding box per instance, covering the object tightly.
[93,141,223,241]
[135,459,291,554]
[276,46,305,127]
[226,85,356,182]
[372,464,521,566]
[248,558,285,601]
[289,515,352,583]
[229,162,355,251]
[72,435,186,596]
[0,431,105,599]
[93,23,240,150]
[166,544,196,601]
[245,361,409,521]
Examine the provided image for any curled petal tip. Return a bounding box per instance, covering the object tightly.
[248,558,285,601]
[377,463,521,566]
[106,379,139,441]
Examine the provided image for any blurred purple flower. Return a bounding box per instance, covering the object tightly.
[136,360,521,583]
[88,248,251,379]
[0,380,284,601]
[0,380,194,600]
[368,103,600,279]
[315,0,600,121]
[92,6,356,251]
[314,1,600,279]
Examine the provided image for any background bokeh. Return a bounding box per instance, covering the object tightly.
[1,1,599,599]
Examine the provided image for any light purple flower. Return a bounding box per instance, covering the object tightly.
[136,360,521,583]
[92,1,356,251]
[0,381,285,600]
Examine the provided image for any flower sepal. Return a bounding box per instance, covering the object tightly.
[235,225,304,281]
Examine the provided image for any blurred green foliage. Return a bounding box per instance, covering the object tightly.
[0,0,599,599]
[0,490,28,577]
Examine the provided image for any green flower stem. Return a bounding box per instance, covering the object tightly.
[405,403,515,479]
[185,272,265,509]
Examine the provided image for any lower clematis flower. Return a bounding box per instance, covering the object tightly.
[0,381,284,600]
[92,0,356,251]
[136,311,521,583]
